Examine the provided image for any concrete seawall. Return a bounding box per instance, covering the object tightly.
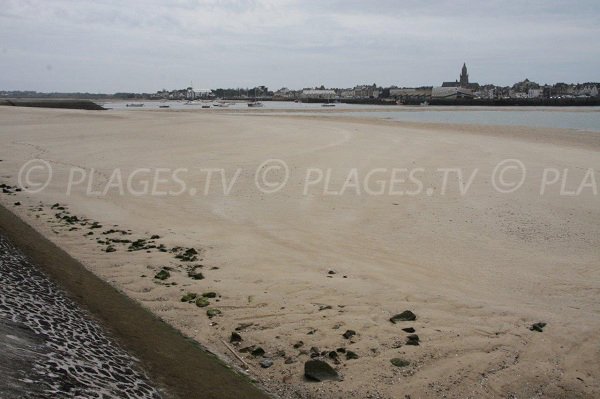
[0,99,105,110]
[0,204,270,399]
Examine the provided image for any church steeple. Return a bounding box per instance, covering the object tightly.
[460,63,469,86]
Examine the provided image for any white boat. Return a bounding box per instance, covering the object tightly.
[247,101,263,107]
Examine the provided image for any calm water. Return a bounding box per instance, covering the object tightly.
[103,101,600,131]
[339,109,600,132]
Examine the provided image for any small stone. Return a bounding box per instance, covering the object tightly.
[239,346,255,353]
[105,246,116,253]
[284,357,296,364]
[251,347,265,357]
[318,304,332,311]
[259,359,273,368]
[293,341,304,349]
[342,330,356,339]
[406,334,420,346]
[390,310,417,323]
[391,358,410,367]
[202,291,217,298]
[230,332,242,343]
[304,359,340,382]
[235,323,253,331]
[530,322,547,332]
[402,327,416,333]
[346,350,359,360]
[188,271,204,280]
[206,308,221,318]
[336,347,346,353]
[328,270,336,275]
[150,235,160,239]
[195,297,210,307]
[14,202,21,206]
[180,293,197,302]
[154,269,170,280]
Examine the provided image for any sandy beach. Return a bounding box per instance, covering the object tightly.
[0,106,599,398]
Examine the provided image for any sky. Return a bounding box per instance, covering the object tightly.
[1,0,599,93]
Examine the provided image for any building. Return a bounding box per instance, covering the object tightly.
[528,88,543,98]
[459,63,469,86]
[301,89,337,99]
[186,87,212,100]
[389,87,432,101]
[431,86,474,100]
[442,63,479,90]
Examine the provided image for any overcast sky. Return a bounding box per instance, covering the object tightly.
[1,0,599,93]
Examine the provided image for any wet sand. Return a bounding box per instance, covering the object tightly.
[0,106,599,398]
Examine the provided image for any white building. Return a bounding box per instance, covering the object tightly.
[187,87,212,100]
[431,86,473,100]
[301,89,336,99]
[528,88,543,98]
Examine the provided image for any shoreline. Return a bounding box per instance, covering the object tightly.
[0,203,270,399]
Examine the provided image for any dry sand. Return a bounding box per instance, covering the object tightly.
[0,106,599,398]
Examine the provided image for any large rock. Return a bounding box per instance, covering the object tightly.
[304,360,340,382]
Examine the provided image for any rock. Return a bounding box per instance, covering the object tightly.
[390,310,417,323]
[14,202,21,206]
[188,271,204,280]
[293,341,304,349]
[202,291,217,298]
[105,246,116,253]
[180,293,197,302]
[239,346,255,353]
[230,332,242,343]
[251,347,265,357]
[259,359,273,368]
[328,351,338,359]
[206,308,221,318]
[275,349,286,357]
[235,323,253,331]
[390,358,410,367]
[154,269,170,280]
[530,322,547,332]
[195,297,210,307]
[328,270,336,275]
[336,347,346,353]
[150,235,160,239]
[345,350,359,360]
[284,357,296,364]
[309,346,320,355]
[304,359,340,382]
[342,330,356,339]
[402,327,416,333]
[406,334,420,346]
[318,304,332,311]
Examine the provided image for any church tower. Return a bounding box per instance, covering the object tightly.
[459,63,469,87]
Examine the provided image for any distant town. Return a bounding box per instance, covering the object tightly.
[2,64,599,106]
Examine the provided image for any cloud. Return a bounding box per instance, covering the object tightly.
[0,0,598,92]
